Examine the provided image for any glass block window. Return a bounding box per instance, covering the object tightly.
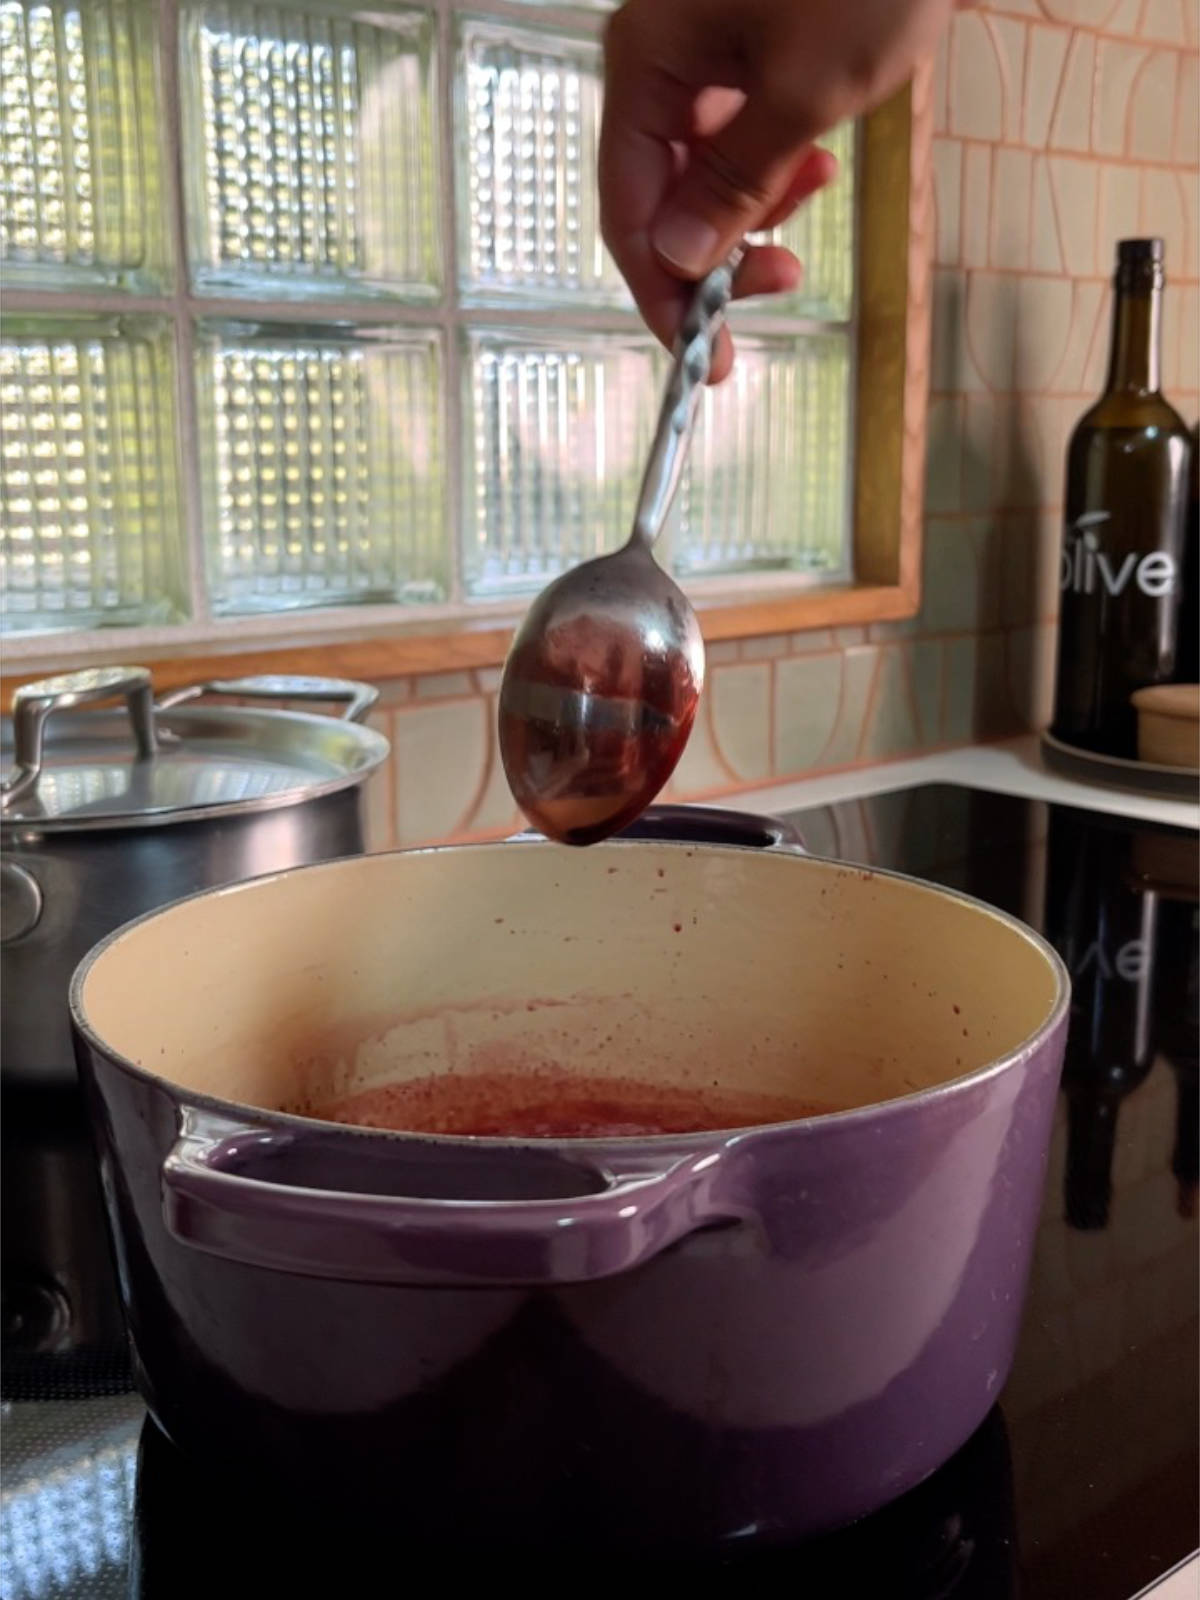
[180,1,440,298]
[0,0,168,292]
[456,17,621,308]
[463,328,658,595]
[1,0,858,642]
[671,334,851,577]
[1,315,186,630]
[197,321,445,612]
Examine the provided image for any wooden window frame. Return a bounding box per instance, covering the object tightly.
[1,68,932,704]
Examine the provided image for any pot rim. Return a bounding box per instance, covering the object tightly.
[69,839,1071,1148]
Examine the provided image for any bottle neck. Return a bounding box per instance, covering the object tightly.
[1106,284,1162,394]
[1065,1090,1119,1231]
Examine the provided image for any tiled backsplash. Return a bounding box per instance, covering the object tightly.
[365,0,1199,849]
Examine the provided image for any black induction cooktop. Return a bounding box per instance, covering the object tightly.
[2,782,1197,1600]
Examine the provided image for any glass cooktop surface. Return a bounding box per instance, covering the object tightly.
[2,783,1196,1599]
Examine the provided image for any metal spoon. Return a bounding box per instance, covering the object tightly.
[498,253,741,846]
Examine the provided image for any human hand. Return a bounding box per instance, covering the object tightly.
[600,0,960,381]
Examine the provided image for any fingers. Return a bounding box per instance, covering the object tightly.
[649,97,816,279]
[733,244,803,300]
[600,138,832,374]
[756,146,839,232]
[599,13,697,372]
[641,244,804,386]
[598,0,837,383]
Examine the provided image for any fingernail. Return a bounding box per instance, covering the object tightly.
[652,211,720,276]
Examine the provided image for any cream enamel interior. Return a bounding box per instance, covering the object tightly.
[76,843,1063,1123]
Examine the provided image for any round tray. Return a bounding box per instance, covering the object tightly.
[1040,730,1199,799]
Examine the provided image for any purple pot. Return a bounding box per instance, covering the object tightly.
[71,809,1069,1551]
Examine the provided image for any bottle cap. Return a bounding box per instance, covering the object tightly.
[1115,237,1165,289]
[1117,238,1164,265]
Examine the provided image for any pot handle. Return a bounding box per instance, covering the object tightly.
[2,666,157,811]
[157,675,379,724]
[509,804,803,851]
[161,1108,744,1287]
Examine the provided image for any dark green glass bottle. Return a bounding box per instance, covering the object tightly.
[1051,239,1191,757]
[1177,422,1198,683]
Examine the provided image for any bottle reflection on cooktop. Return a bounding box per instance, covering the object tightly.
[129,1405,1017,1599]
[1141,835,1200,1220]
[1045,810,1159,1230]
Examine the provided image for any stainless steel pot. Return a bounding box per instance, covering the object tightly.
[2,666,388,1086]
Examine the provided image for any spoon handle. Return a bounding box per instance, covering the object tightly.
[629,247,744,552]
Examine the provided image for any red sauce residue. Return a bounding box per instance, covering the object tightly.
[312,1068,827,1139]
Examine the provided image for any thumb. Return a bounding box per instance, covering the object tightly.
[651,101,812,279]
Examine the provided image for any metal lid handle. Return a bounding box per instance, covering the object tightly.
[156,675,379,724]
[1,667,157,812]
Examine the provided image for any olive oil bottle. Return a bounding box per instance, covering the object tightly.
[1051,240,1191,757]
[1177,422,1198,683]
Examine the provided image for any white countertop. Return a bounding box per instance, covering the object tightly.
[727,735,1199,831]
[1137,1556,1200,1600]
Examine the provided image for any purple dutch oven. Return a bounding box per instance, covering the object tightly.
[70,807,1069,1552]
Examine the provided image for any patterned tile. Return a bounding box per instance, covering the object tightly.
[975,632,1015,737]
[673,696,735,793]
[709,661,772,781]
[1141,169,1191,279]
[363,710,396,851]
[932,138,964,264]
[1175,51,1200,164]
[932,268,986,391]
[859,646,921,760]
[1128,49,1180,162]
[910,640,944,743]
[1049,32,1097,152]
[414,671,475,700]
[986,13,1029,143]
[1140,0,1190,44]
[1055,279,1108,391]
[1106,0,1144,32]
[788,630,837,654]
[925,395,965,513]
[1176,285,1199,390]
[962,392,999,511]
[1039,0,1125,22]
[738,633,789,661]
[966,272,1020,390]
[1047,156,1099,276]
[390,698,489,845]
[990,147,1033,269]
[1024,24,1072,147]
[1176,167,1199,279]
[705,640,740,665]
[1006,621,1059,730]
[461,706,524,837]
[1094,40,1151,156]
[932,32,951,135]
[942,637,980,742]
[962,144,993,268]
[1014,274,1076,392]
[950,11,1006,141]
[1099,164,1145,255]
[773,653,843,773]
[1029,157,1064,272]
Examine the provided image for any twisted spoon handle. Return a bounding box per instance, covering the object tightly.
[629,247,744,552]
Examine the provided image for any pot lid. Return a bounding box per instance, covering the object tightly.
[1,667,388,832]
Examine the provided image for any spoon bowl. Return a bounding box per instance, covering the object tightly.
[498,254,740,845]
[498,543,705,846]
